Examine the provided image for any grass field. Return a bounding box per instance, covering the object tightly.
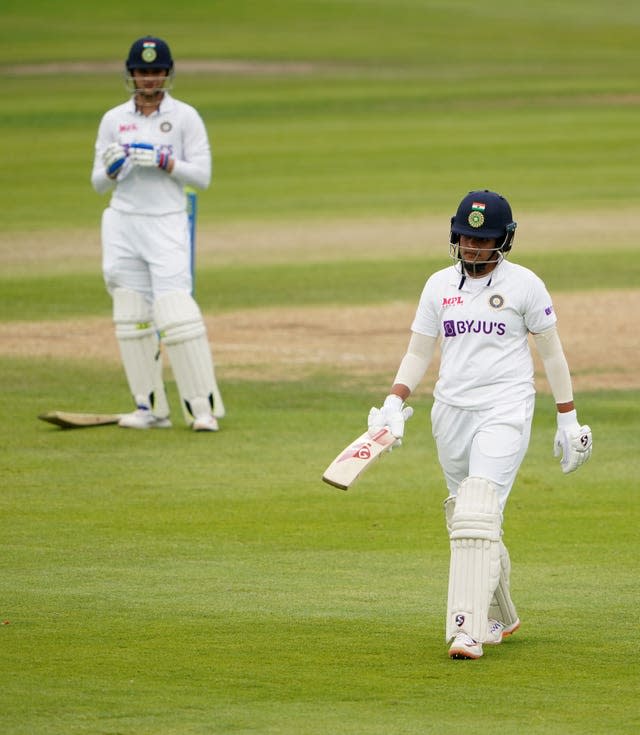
[1,1,639,734]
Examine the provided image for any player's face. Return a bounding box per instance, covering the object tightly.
[132,68,169,97]
[459,234,500,275]
[459,235,498,262]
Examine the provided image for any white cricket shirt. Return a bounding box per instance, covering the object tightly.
[411,259,557,409]
[91,93,211,215]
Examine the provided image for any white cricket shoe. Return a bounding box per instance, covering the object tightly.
[192,415,219,432]
[118,408,172,430]
[449,633,483,660]
[486,618,521,645]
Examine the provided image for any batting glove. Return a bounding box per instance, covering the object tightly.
[128,142,172,170]
[368,394,414,447]
[553,410,593,474]
[102,142,127,178]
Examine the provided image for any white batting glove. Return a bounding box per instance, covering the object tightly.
[128,142,172,170]
[553,410,593,474]
[102,142,127,178]
[368,394,414,447]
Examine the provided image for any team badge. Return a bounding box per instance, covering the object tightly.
[142,42,157,62]
[468,201,486,228]
[489,294,505,309]
[160,122,172,132]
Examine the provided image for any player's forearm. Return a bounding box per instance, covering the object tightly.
[170,155,211,189]
[391,332,437,397]
[532,327,574,407]
[91,167,116,194]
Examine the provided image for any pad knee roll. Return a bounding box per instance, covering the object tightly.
[446,477,502,642]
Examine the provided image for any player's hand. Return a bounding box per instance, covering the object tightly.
[128,142,171,170]
[368,394,413,447]
[102,142,127,178]
[553,410,592,474]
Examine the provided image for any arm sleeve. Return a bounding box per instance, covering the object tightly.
[393,332,438,393]
[532,326,573,404]
[170,109,212,190]
[90,115,117,194]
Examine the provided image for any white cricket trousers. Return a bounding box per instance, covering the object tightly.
[101,207,192,300]
[431,396,535,510]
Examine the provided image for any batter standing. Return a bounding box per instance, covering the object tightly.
[368,190,592,659]
[91,36,224,431]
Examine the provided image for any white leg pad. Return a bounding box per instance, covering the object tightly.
[113,288,169,416]
[446,477,502,643]
[154,291,223,421]
[489,542,519,628]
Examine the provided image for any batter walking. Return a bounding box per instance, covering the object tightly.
[368,190,592,659]
[91,36,224,431]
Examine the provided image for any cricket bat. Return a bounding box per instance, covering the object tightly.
[322,427,398,490]
[38,411,122,429]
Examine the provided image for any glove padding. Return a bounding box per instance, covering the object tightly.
[128,142,171,170]
[102,142,127,178]
[553,410,592,474]
[368,394,414,447]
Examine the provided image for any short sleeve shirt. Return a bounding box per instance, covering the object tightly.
[411,260,557,409]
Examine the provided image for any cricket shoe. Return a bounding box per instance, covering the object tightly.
[118,408,172,429]
[192,414,219,432]
[485,618,521,645]
[448,633,483,660]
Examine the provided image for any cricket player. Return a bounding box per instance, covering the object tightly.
[368,190,592,659]
[91,36,224,431]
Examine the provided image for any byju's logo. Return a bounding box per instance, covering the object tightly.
[443,320,506,337]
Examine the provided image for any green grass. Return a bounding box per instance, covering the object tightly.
[2,1,640,229]
[1,1,639,732]
[1,358,638,734]
[1,250,638,322]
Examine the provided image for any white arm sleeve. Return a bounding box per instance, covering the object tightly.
[170,108,212,190]
[393,332,437,393]
[532,326,573,404]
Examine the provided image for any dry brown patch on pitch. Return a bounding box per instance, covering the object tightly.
[1,290,638,394]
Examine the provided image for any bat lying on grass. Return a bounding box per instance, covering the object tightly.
[38,411,122,429]
[322,426,398,490]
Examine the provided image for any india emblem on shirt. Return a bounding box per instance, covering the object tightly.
[489,294,505,309]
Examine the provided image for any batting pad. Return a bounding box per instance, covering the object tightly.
[113,288,169,415]
[489,542,519,629]
[154,291,217,420]
[446,477,502,643]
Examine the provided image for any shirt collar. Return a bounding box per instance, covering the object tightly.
[126,91,175,116]
[449,258,508,290]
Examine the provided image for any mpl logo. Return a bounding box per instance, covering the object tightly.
[442,296,464,308]
[119,123,138,132]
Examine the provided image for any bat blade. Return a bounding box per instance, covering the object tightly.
[322,427,397,490]
[38,411,122,429]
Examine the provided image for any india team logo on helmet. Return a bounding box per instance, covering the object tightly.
[126,36,174,72]
[141,41,158,63]
[450,190,517,253]
[468,201,486,228]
